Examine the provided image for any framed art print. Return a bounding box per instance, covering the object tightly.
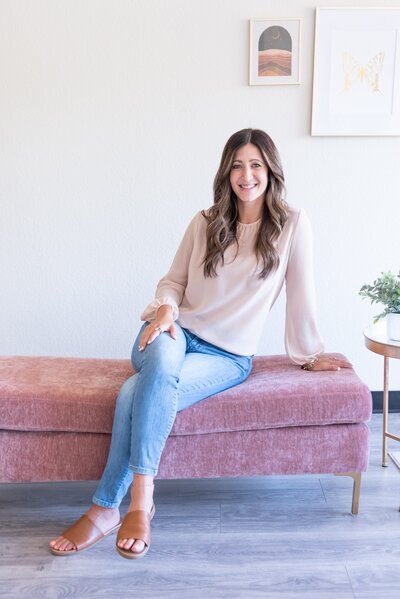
[249,19,301,85]
[311,7,400,136]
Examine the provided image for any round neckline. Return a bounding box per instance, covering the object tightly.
[237,217,262,227]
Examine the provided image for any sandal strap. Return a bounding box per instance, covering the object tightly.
[61,514,104,551]
[117,510,151,547]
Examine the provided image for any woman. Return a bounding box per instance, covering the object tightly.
[49,128,350,559]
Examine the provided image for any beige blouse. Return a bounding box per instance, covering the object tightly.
[141,205,324,363]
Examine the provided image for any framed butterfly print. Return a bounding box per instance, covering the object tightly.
[311,7,400,136]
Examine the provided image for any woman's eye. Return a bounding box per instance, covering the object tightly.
[252,163,262,168]
[232,164,241,170]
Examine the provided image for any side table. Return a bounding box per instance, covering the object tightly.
[364,320,400,467]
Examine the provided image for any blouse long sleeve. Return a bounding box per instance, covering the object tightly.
[140,212,200,322]
[284,210,324,364]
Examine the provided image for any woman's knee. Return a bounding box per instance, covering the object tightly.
[131,324,187,373]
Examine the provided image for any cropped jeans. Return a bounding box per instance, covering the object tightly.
[92,322,253,508]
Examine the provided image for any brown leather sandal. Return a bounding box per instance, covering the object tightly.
[49,514,121,556]
[116,504,155,559]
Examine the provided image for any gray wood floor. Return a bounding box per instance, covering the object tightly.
[1,414,400,599]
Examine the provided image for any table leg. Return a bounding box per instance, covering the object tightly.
[382,355,389,467]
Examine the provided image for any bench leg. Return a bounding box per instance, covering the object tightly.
[334,472,361,515]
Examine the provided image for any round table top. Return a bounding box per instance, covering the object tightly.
[364,320,400,359]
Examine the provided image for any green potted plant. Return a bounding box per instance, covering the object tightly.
[359,271,400,341]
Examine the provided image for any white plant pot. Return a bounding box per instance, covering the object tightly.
[387,313,400,341]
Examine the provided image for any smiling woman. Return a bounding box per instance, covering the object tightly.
[49,128,350,561]
[202,128,287,280]
[229,144,269,221]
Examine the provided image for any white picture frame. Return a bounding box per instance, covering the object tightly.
[311,7,400,136]
[249,19,301,85]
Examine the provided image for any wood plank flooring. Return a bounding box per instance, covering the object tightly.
[1,414,400,598]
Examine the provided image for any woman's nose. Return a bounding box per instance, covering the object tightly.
[242,165,253,180]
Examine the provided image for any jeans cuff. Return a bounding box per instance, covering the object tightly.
[129,464,158,476]
[92,496,120,509]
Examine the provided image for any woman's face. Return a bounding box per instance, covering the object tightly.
[229,143,269,208]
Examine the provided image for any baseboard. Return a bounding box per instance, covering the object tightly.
[372,391,400,413]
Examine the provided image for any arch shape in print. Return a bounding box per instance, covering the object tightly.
[258,26,292,77]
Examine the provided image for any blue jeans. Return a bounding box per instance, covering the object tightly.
[92,322,253,508]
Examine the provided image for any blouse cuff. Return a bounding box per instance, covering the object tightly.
[140,297,179,322]
[295,352,324,366]
[286,345,324,366]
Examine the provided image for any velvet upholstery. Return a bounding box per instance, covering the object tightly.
[0,424,369,482]
[0,354,371,434]
[0,354,372,483]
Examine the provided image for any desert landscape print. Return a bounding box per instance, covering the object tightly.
[258,26,292,77]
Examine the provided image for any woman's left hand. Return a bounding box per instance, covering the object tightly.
[309,355,352,372]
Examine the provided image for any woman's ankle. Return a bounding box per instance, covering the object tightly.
[132,483,154,487]
[89,503,119,515]
[132,474,154,485]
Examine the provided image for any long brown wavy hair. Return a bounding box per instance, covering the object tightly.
[201,128,288,279]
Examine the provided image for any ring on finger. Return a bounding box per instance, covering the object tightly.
[154,326,162,333]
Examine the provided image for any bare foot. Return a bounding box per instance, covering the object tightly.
[117,482,154,554]
[49,504,120,553]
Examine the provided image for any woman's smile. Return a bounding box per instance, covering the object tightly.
[230,143,269,207]
[230,143,269,222]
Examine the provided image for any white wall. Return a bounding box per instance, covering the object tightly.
[1,0,399,390]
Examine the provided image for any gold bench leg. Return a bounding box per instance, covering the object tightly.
[335,472,361,515]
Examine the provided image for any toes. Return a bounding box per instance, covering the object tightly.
[117,538,145,552]
[130,540,145,553]
[53,538,76,552]
[118,538,134,550]
[58,540,71,552]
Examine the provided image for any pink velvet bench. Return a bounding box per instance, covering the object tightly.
[0,354,372,514]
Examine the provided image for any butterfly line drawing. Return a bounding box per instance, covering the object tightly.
[342,51,384,94]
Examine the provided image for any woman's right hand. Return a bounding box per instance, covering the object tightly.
[138,305,177,351]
